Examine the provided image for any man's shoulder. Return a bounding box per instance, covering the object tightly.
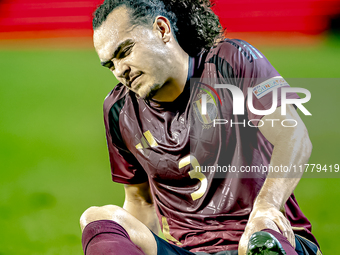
[206,38,263,64]
[210,38,256,52]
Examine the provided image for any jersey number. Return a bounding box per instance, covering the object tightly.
[178,155,207,201]
[161,155,207,244]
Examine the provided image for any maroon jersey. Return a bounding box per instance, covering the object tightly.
[103,39,316,253]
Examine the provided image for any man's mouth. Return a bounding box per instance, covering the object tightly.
[129,73,142,89]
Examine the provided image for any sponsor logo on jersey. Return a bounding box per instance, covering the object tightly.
[135,130,158,156]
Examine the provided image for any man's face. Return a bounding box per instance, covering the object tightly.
[93,6,173,99]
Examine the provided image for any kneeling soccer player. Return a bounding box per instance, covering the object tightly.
[80,0,322,254]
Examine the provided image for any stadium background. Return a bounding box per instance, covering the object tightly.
[0,0,339,254]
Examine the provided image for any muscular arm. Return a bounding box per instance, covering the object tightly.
[123,182,160,234]
[238,105,312,254]
[255,104,312,214]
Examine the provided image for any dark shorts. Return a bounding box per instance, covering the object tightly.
[295,235,322,255]
[151,232,238,255]
[151,231,321,255]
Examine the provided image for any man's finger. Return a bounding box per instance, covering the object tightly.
[272,216,295,248]
[287,228,296,248]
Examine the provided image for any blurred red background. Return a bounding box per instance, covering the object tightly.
[0,0,340,44]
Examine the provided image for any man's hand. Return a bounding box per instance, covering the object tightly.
[238,203,294,255]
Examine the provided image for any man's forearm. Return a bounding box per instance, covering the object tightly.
[123,183,160,234]
[256,107,312,210]
[253,127,312,211]
[123,199,160,234]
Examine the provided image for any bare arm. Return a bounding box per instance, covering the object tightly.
[123,182,160,234]
[255,104,312,216]
[238,105,312,254]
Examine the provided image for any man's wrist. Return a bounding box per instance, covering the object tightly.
[252,197,283,215]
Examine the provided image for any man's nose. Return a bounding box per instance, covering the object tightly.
[113,60,130,80]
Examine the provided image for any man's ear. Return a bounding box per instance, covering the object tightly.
[153,16,171,43]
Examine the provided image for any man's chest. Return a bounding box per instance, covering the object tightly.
[119,97,225,182]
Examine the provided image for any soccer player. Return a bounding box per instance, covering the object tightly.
[80,0,322,254]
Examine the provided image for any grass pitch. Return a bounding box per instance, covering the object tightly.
[0,37,339,254]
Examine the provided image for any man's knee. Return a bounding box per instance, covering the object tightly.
[80,205,126,231]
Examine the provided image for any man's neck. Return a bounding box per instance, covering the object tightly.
[151,53,190,102]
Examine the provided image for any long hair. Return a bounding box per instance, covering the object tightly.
[93,0,223,56]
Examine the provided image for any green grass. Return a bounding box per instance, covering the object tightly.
[0,38,339,254]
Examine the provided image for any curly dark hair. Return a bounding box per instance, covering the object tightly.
[92,0,223,56]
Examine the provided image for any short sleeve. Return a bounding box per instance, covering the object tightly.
[103,86,148,185]
[214,39,300,124]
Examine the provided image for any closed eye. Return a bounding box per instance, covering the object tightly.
[101,60,114,70]
[100,40,135,70]
[118,43,134,58]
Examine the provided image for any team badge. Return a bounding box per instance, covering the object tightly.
[192,91,218,127]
